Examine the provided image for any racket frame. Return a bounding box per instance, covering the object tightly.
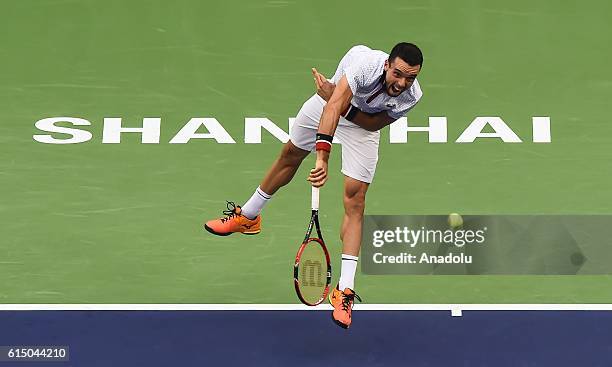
[293,188,332,306]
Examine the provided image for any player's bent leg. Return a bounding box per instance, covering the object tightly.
[259,141,310,195]
[239,141,309,220]
[204,141,309,236]
[331,175,368,328]
[205,92,319,237]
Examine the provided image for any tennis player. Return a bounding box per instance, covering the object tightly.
[205,43,423,329]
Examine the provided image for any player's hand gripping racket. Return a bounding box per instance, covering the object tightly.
[293,186,332,306]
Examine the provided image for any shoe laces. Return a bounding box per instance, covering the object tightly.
[341,290,362,312]
[220,201,240,223]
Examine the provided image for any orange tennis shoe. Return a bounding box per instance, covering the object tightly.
[204,201,261,236]
[329,286,362,329]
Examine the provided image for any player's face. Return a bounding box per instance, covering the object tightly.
[384,57,420,97]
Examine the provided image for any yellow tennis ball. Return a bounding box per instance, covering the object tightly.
[448,213,463,228]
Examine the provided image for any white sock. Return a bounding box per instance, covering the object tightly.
[338,254,358,291]
[241,186,272,219]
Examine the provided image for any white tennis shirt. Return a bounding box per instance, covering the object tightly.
[331,45,422,120]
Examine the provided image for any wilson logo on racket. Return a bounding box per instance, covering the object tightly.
[301,260,324,287]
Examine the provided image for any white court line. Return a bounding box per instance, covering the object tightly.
[2,304,612,317]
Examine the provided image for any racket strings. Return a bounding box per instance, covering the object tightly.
[220,201,240,223]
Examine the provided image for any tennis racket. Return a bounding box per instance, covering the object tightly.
[293,186,332,306]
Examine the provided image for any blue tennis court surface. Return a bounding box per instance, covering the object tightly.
[1,310,611,366]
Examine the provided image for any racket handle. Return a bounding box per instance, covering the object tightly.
[311,186,319,211]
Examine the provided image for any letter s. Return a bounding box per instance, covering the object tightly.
[33,117,92,144]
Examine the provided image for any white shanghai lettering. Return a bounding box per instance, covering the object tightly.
[32,116,552,144]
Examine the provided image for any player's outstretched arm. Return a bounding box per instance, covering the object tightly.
[307,75,352,188]
[317,75,352,136]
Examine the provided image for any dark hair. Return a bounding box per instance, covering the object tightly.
[389,42,423,67]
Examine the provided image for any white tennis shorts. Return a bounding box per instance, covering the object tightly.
[290,94,380,184]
